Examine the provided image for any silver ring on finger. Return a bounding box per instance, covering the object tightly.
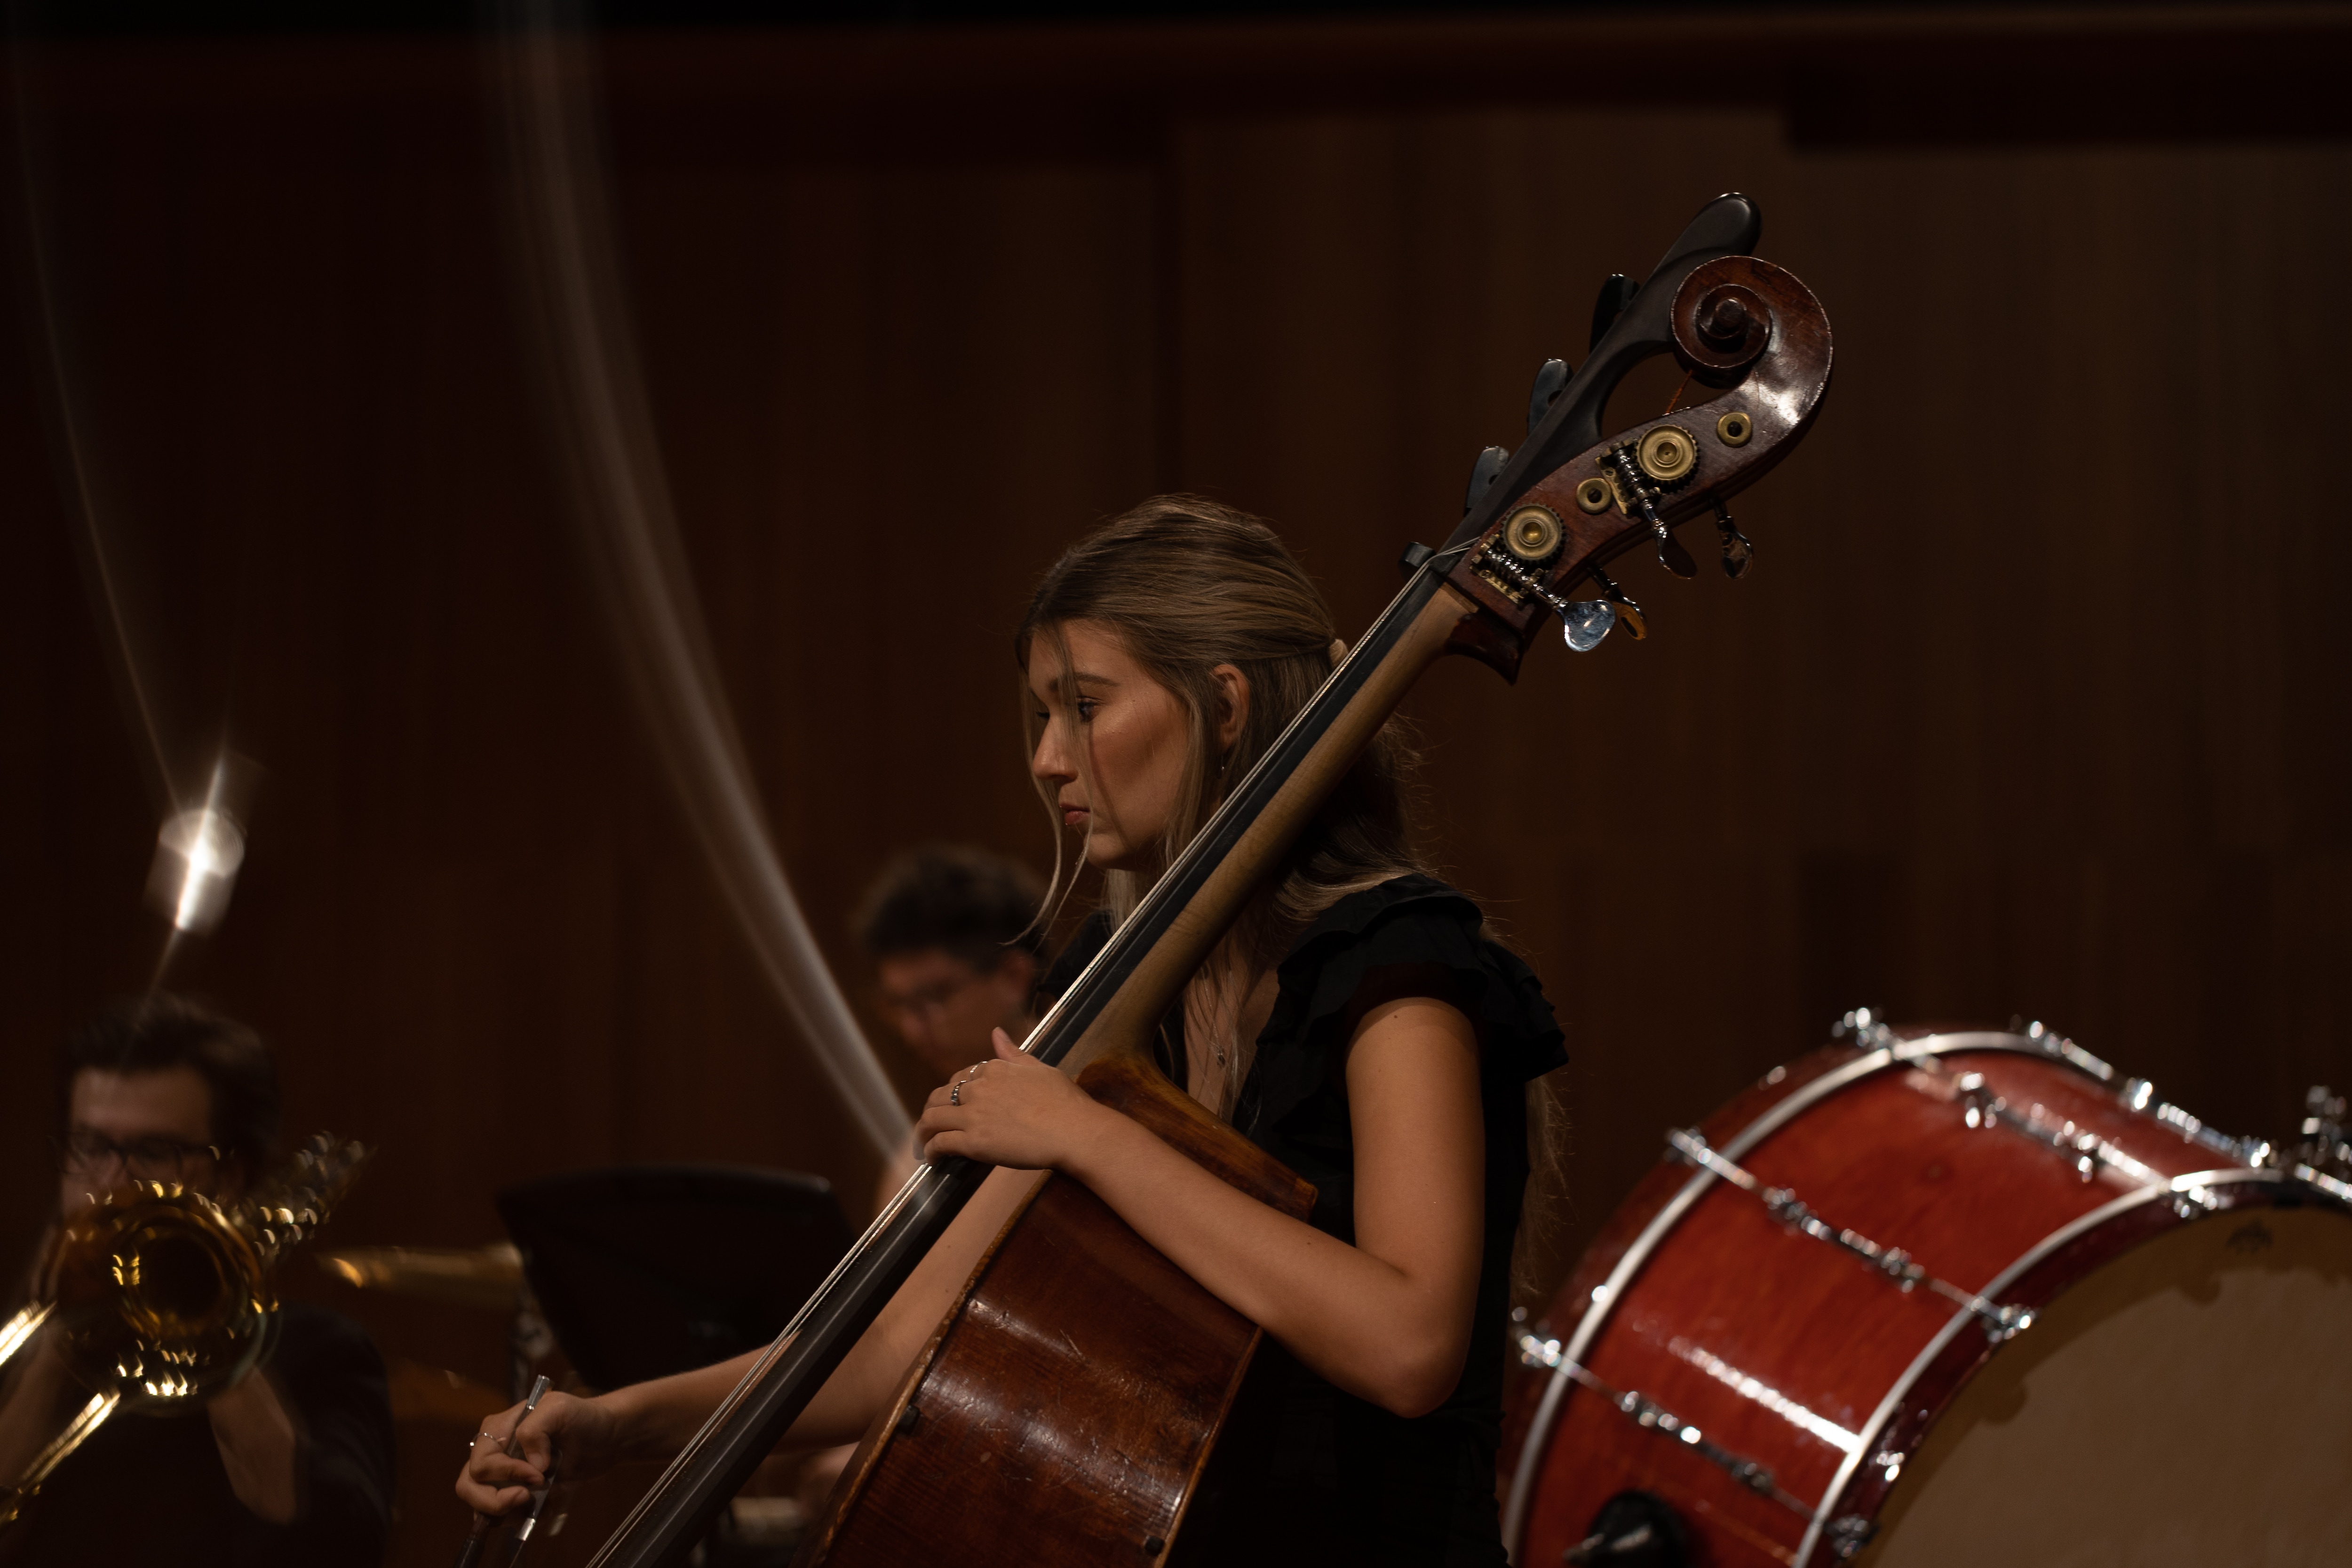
[949,1081,962,1106]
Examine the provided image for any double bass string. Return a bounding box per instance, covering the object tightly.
[584,537,1477,1564]
[1012,539,1475,1078]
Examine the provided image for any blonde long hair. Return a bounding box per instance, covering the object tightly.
[1021,498,1568,1306]
[1017,497,1426,1103]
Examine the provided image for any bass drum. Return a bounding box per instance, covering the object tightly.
[1499,1019,2352,1568]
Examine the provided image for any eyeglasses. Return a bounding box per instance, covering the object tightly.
[880,976,983,1019]
[53,1131,224,1183]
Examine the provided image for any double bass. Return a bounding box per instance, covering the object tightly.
[573,193,1833,1567]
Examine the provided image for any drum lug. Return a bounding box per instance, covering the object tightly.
[2171,1181,2223,1220]
[1954,1073,2167,1189]
[1830,1006,1896,1051]
[2300,1086,2350,1173]
[1956,1072,1996,1129]
[1669,1128,2036,1341]
[2293,1162,2352,1205]
[2020,1017,2120,1082]
[1541,1353,1808,1521]
[1822,1514,1879,1560]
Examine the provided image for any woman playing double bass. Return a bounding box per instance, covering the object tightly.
[458,498,1566,1565]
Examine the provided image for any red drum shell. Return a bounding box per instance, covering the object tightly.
[1499,1028,2351,1567]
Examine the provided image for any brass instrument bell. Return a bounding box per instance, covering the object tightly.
[0,1135,366,1525]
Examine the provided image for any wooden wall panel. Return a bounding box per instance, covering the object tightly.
[1172,115,2352,1272]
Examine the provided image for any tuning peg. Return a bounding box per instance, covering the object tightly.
[1714,501,1754,579]
[1588,567,1647,640]
[1462,445,1508,516]
[1602,445,1696,579]
[1558,599,1615,653]
[1590,273,1637,352]
[1655,530,1697,579]
[1474,542,1632,653]
[1526,358,1569,438]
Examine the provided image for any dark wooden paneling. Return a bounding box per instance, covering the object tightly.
[1172,112,2351,1278]
[0,13,2346,1562]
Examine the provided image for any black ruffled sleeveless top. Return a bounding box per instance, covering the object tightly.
[1038,874,1566,1567]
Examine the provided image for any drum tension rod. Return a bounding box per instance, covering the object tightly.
[1668,1130,2035,1342]
[1953,1074,2166,1188]
[1516,1334,1813,1520]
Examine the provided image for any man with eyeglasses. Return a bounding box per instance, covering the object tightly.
[856,845,1047,1203]
[766,847,1044,1520]
[0,995,393,1565]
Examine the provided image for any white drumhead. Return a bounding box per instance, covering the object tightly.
[1865,1201,2352,1568]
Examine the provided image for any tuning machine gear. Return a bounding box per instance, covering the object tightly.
[1502,504,1565,564]
[1471,537,1636,653]
[1603,445,1696,579]
[1635,425,1697,486]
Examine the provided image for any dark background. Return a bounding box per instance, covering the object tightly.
[3,3,2348,1559]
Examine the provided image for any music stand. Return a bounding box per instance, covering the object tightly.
[496,1165,853,1391]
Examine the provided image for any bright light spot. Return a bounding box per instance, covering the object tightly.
[148,804,246,934]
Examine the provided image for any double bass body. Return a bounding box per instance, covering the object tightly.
[800,1049,1313,1566]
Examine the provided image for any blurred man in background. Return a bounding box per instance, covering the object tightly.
[855,844,1047,1203]
[0,996,393,1566]
[779,847,1046,1520]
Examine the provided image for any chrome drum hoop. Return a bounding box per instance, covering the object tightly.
[1792,1166,2315,1566]
[1500,1027,2296,1562]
